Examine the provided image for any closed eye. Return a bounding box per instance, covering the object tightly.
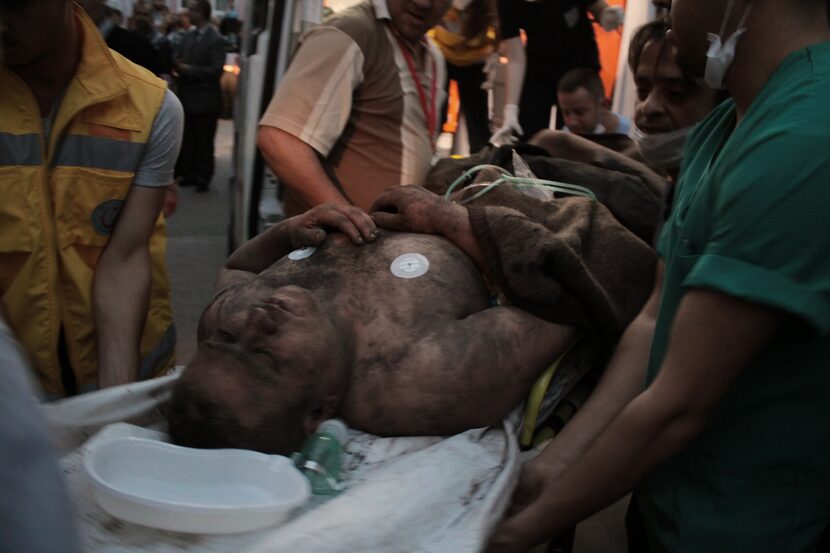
[252,348,280,366]
[214,329,237,343]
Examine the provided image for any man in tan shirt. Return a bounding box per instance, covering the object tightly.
[257,0,451,216]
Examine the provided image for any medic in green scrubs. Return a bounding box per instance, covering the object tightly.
[486,1,830,551]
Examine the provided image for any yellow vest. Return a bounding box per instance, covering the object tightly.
[430,6,498,67]
[0,7,176,397]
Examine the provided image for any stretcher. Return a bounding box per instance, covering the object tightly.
[44,346,590,553]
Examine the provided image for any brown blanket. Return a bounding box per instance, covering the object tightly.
[426,144,665,245]
[465,185,656,345]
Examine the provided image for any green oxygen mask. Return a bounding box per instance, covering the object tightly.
[291,419,348,496]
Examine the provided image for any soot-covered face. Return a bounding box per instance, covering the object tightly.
[172,284,347,454]
[198,284,343,386]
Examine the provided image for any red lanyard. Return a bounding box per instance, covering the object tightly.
[395,36,438,149]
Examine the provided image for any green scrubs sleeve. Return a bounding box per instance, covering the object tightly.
[684,129,830,335]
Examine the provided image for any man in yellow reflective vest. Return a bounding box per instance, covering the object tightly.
[0,0,182,398]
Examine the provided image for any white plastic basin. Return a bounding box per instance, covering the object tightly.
[84,437,310,534]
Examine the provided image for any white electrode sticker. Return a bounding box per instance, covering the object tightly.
[288,246,317,260]
[391,253,430,279]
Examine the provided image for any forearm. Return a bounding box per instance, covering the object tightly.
[535,386,707,537]
[502,37,526,107]
[257,126,349,208]
[94,248,152,388]
[533,310,655,471]
[224,218,294,273]
[438,205,491,282]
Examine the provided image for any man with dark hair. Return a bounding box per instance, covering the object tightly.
[487,0,830,551]
[556,67,631,135]
[173,0,226,193]
[169,185,655,456]
[0,0,182,397]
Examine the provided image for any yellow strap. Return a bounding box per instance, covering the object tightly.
[519,339,579,449]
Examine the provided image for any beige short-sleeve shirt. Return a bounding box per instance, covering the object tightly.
[259,0,446,214]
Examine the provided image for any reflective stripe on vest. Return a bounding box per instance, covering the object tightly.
[53,134,146,172]
[0,132,41,166]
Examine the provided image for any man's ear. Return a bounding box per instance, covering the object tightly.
[303,394,340,434]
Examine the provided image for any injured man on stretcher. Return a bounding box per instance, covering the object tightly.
[169,181,656,456]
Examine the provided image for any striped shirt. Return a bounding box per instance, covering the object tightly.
[260,0,446,214]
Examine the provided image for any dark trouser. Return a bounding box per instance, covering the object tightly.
[518,70,564,141]
[443,61,491,154]
[175,111,218,189]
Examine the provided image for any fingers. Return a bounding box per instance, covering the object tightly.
[484,505,549,553]
[311,203,376,245]
[290,203,376,248]
[370,211,404,231]
[370,185,423,214]
[290,226,327,249]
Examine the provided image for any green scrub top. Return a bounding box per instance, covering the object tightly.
[638,41,830,552]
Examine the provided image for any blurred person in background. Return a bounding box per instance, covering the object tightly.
[1,0,182,397]
[173,0,226,193]
[80,0,157,72]
[490,0,625,144]
[219,0,241,52]
[257,0,452,217]
[166,10,191,57]
[557,67,631,135]
[431,0,499,154]
[132,0,174,83]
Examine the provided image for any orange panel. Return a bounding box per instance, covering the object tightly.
[593,0,626,101]
[442,79,460,134]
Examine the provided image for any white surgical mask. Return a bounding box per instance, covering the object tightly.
[705,0,753,90]
[630,124,694,172]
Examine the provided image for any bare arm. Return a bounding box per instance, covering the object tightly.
[358,306,578,436]
[94,186,165,388]
[530,129,646,172]
[501,36,526,109]
[257,126,350,209]
[217,203,377,292]
[486,287,783,552]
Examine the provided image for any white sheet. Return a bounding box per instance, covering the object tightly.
[44,345,590,553]
[44,375,520,553]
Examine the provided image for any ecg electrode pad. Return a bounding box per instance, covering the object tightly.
[288,246,317,260]
[390,253,430,279]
